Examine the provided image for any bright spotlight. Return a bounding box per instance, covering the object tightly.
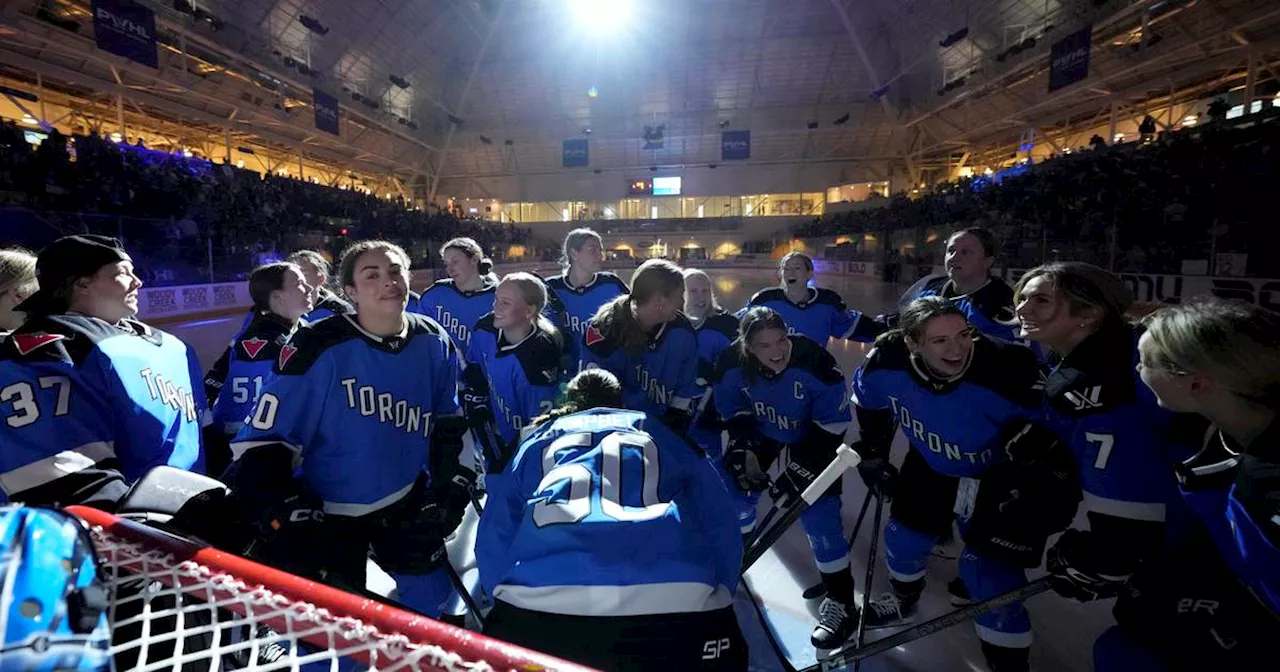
[570,0,632,31]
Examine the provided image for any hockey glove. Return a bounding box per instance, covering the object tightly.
[1046,529,1132,602]
[250,491,326,543]
[660,405,694,435]
[425,467,477,538]
[769,460,817,505]
[999,420,1065,466]
[856,455,898,501]
[724,441,772,493]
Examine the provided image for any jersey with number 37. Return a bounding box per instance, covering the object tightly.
[475,408,742,617]
[0,314,206,507]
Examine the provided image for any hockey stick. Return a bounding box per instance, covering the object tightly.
[804,576,1053,671]
[803,490,874,600]
[743,445,863,572]
[442,557,487,630]
[851,496,884,672]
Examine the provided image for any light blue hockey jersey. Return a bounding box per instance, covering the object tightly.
[580,312,700,420]
[410,278,497,351]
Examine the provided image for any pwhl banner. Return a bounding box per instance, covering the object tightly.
[563,139,589,168]
[1048,25,1092,92]
[92,0,158,69]
[722,130,751,161]
[313,88,340,136]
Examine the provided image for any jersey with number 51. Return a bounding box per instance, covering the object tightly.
[205,312,298,438]
[0,314,206,508]
[476,408,742,617]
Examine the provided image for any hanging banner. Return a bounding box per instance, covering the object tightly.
[563,139,589,168]
[1048,25,1092,92]
[722,130,751,161]
[313,88,340,136]
[92,0,158,69]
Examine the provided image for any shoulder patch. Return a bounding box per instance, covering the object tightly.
[473,312,499,335]
[712,343,747,383]
[859,336,911,376]
[814,287,848,309]
[11,332,65,356]
[516,332,565,385]
[965,336,1043,408]
[747,287,785,306]
[598,271,629,291]
[271,318,357,375]
[585,324,606,347]
[241,337,269,359]
[278,343,299,370]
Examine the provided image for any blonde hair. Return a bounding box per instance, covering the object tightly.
[338,240,412,293]
[562,228,603,272]
[499,272,560,344]
[592,259,685,355]
[682,268,722,315]
[1014,262,1133,330]
[1143,298,1280,404]
[0,248,38,298]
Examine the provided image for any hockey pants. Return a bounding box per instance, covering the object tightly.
[884,449,1032,649]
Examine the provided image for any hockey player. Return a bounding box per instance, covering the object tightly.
[742,252,879,344]
[411,237,498,350]
[1014,263,1192,605]
[0,235,206,508]
[683,268,739,461]
[1090,299,1280,672]
[580,258,699,432]
[544,228,629,354]
[464,272,565,457]
[476,368,747,671]
[711,306,856,649]
[233,250,351,334]
[202,262,313,477]
[225,240,474,618]
[894,228,1020,343]
[851,296,1078,671]
[0,247,37,336]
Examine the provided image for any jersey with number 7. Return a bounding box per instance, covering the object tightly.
[0,314,206,508]
[476,408,743,617]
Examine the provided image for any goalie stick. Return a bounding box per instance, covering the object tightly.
[742,444,863,572]
[803,577,1054,671]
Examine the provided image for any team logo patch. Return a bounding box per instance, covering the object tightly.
[585,325,605,346]
[278,344,299,369]
[240,337,268,359]
[11,332,65,356]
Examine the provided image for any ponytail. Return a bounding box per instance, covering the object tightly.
[527,369,623,429]
[592,259,685,356]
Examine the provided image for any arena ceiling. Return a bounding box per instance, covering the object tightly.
[1,0,1278,198]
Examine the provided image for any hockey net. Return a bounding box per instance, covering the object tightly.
[67,506,594,672]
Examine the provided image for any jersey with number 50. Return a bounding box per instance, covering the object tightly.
[0,314,206,508]
[476,408,742,617]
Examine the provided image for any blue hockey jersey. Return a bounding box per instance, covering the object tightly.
[852,335,1043,477]
[411,278,497,351]
[713,335,851,448]
[230,313,462,516]
[0,315,206,508]
[475,408,742,616]
[544,272,629,339]
[580,312,700,420]
[466,314,564,446]
[1176,422,1280,616]
[744,286,877,344]
[205,313,297,437]
[689,312,740,455]
[903,275,1021,344]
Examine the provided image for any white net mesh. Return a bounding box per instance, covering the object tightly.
[71,507,587,672]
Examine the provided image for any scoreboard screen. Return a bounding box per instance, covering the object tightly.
[629,178,653,195]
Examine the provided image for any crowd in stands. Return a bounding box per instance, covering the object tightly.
[0,122,531,284]
[798,108,1279,276]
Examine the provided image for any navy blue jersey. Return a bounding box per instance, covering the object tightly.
[852,335,1043,477]
[544,272,628,366]
[580,313,701,419]
[713,335,851,448]
[744,286,877,344]
[410,279,497,351]
[230,313,462,516]
[466,315,564,446]
[903,275,1021,344]
[475,408,742,616]
[0,315,206,507]
[1176,422,1280,616]
[690,312,740,448]
[205,313,296,437]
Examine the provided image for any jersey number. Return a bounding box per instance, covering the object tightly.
[1086,432,1114,469]
[533,431,671,527]
[250,393,280,430]
[230,376,264,404]
[2,377,71,428]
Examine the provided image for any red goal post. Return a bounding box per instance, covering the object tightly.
[68,505,595,672]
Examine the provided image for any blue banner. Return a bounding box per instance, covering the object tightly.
[1049,25,1092,92]
[313,88,340,136]
[92,0,158,69]
[722,130,751,161]
[563,139,589,168]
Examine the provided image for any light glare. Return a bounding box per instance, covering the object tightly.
[570,0,632,31]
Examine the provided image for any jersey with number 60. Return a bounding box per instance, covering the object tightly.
[0,314,206,508]
[476,408,742,617]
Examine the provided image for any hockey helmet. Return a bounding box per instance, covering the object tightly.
[0,506,111,671]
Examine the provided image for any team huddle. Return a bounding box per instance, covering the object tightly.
[0,226,1276,672]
